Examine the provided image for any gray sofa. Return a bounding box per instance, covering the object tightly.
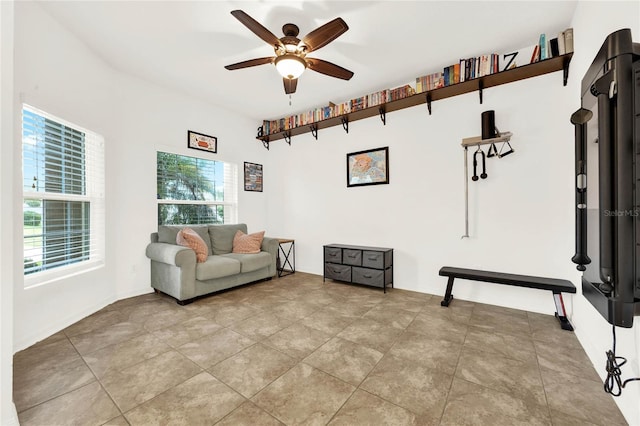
[145,223,278,304]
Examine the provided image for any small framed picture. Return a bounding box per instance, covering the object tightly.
[347,147,389,187]
[244,162,263,192]
[188,130,217,153]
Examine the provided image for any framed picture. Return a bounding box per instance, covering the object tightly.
[244,162,263,192]
[347,146,389,187]
[188,130,217,153]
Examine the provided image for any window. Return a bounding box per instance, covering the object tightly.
[156,152,237,225]
[22,105,105,284]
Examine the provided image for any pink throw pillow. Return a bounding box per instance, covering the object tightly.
[232,230,265,254]
[176,227,208,263]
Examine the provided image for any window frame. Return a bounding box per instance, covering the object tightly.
[22,104,105,287]
[156,150,238,226]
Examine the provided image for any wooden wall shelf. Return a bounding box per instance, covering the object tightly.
[257,53,572,146]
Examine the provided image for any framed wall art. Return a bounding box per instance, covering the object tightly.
[347,146,389,187]
[188,130,217,153]
[244,162,263,192]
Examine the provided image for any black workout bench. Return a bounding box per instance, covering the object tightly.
[439,266,577,331]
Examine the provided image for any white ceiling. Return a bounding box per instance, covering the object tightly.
[37,1,578,121]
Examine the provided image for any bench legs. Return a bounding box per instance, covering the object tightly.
[441,276,455,306]
[553,292,574,331]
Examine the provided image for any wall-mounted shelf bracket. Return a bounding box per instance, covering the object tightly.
[283,131,291,145]
[426,94,432,115]
[261,138,270,150]
[562,57,571,86]
[478,80,484,104]
[310,124,318,140]
[341,116,349,133]
[378,106,386,125]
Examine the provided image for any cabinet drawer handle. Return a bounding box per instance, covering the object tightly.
[363,274,372,278]
[348,254,357,258]
[367,257,378,260]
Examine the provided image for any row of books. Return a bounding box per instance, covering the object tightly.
[416,54,501,92]
[260,85,415,135]
[531,27,573,63]
[260,28,574,136]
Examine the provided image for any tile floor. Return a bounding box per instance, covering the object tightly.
[14,272,628,425]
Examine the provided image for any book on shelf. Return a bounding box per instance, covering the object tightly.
[539,34,547,60]
[530,44,540,63]
[549,37,560,57]
[564,28,574,53]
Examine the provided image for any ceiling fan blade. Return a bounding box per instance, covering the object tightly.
[283,78,298,94]
[225,57,275,70]
[306,58,354,80]
[301,18,349,53]
[230,10,283,49]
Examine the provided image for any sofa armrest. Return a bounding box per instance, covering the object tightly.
[261,237,279,257]
[146,242,196,267]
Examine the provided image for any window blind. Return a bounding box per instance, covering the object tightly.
[22,105,105,282]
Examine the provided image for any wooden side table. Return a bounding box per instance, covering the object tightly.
[276,238,295,277]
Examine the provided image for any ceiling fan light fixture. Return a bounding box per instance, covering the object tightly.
[275,55,306,79]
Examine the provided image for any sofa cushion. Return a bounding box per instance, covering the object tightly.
[196,256,241,281]
[209,224,248,255]
[221,252,272,273]
[158,225,212,255]
[176,228,208,263]
[232,230,265,254]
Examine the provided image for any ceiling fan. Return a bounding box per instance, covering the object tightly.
[224,10,354,95]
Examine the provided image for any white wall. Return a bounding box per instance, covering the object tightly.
[11,1,269,351]
[1,1,19,424]
[266,56,576,316]
[569,2,640,423]
[265,2,640,423]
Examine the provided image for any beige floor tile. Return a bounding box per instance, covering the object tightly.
[151,315,223,347]
[534,339,601,381]
[69,321,146,355]
[549,409,600,426]
[83,333,172,378]
[14,343,96,412]
[527,312,583,349]
[468,306,531,337]
[405,312,469,344]
[360,354,452,420]
[270,299,323,321]
[455,347,547,407]
[264,323,332,359]
[252,363,355,425]
[178,328,255,368]
[124,372,244,425]
[540,367,627,426]
[217,401,285,426]
[102,416,130,426]
[18,381,120,426]
[229,312,292,340]
[362,304,419,329]
[421,298,475,323]
[388,331,462,376]
[205,303,260,326]
[63,309,128,337]
[101,350,201,412]
[297,307,356,335]
[337,318,402,352]
[463,327,537,363]
[139,307,194,332]
[328,389,419,426]
[14,337,78,373]
[304,337,383,386]
[440,378,551,426]
[210,343,296,398]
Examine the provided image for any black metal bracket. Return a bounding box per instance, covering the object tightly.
[378,107,386,125]
[283,131,291,145]
[261,138,270,150]
[478,80,484,104]
[341,116,349,133]
[310,124,318,140]
[426,94,432,115]
[562,57,571,86]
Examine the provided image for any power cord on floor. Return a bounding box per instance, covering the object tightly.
[603,313,640,397]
